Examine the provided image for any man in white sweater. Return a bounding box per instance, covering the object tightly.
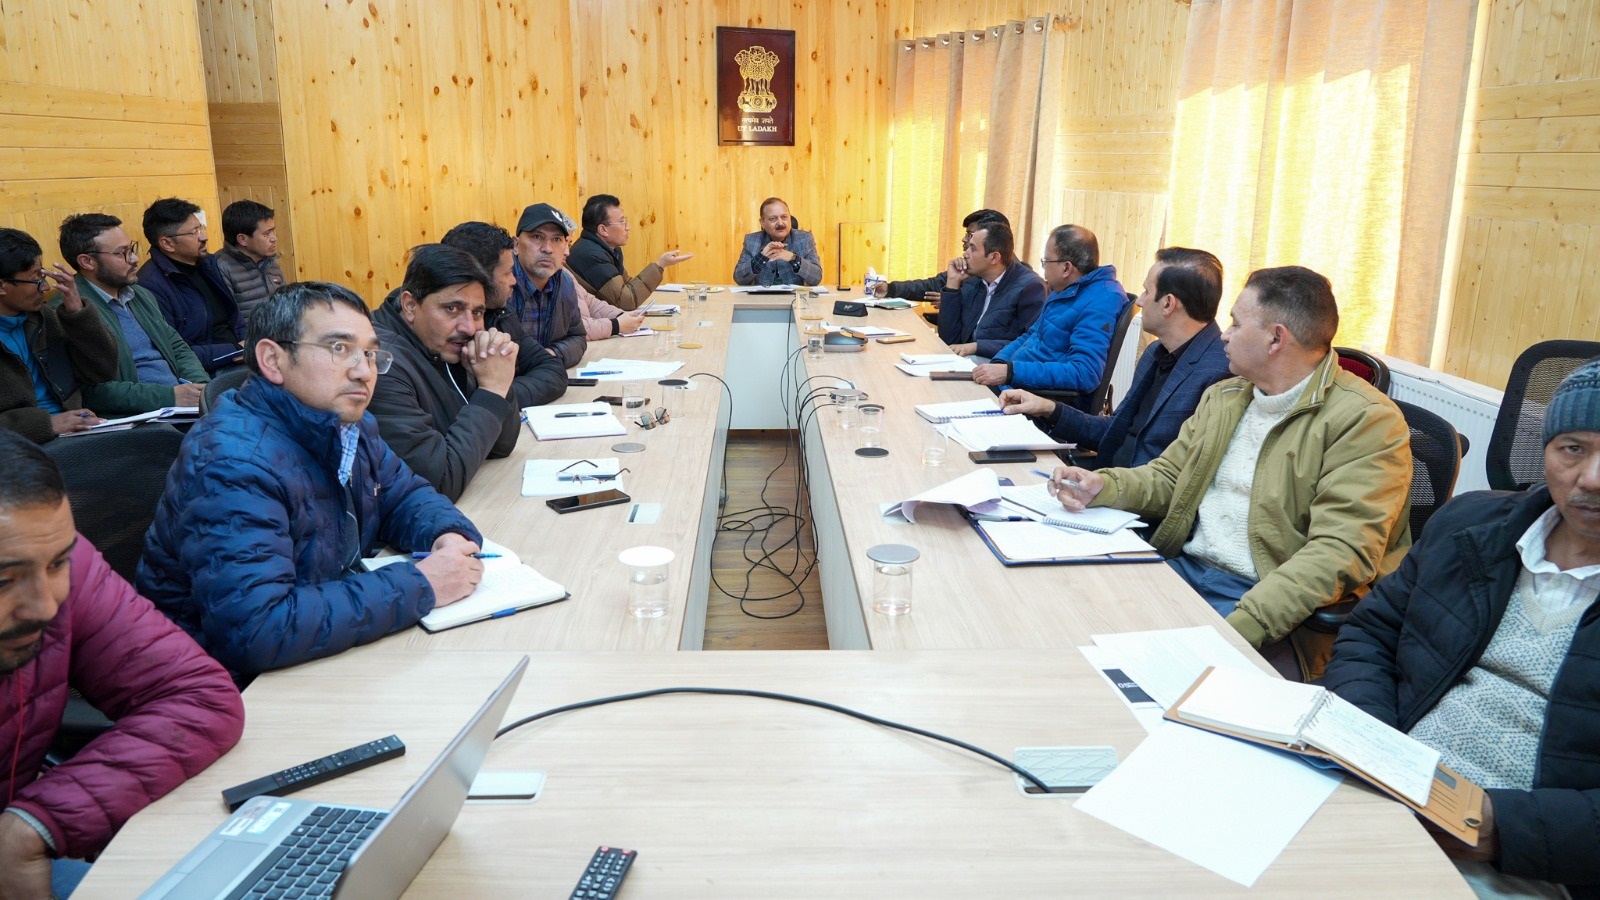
[1053,266,1412,680]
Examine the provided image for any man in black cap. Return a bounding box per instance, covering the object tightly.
[508,204,588,368]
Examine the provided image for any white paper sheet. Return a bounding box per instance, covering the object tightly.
[521,402,628,440]
[571,359,686,381]
[941,415,1069,451]
[1078,645,1165,733]
[1090,626,1264,709]
[998,484,1143,533]
[896,356,978,377]
[1074,723,1343,887]
[521,457,626,497]
[888,468,1002,523]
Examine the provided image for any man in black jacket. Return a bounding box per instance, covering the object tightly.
[440,221,567,409]
[368,244,520,502]
[872,209,1009,301]
[1322,358,1600,897]
[566,194,692,311]
[935,221,1045,362]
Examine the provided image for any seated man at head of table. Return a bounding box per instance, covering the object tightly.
[733,197,822,287]
[872,208,1010,303]
[508,203,589,368]
[0,227,116,441]
[566,193,694,311]
[138,282,487,684]
[972,224,1127,410]
[0,430,243,898]
[935,220,1045,362]
[1054,266,1412,681]
[60,213,209,417]
[1321,360,1600,898]
[998,247,1232,468]
[440,220,569,409]
[370,244,521,502]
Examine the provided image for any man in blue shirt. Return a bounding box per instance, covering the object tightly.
[0,228,115,442]
[733,197,822,286]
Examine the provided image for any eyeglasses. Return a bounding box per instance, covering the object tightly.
[0,274,47,289]
[601,218,630,229]
[633,407,671,430]
[169,227,207,240]
[556,459,630,483]
[281,340,394,374]
[1039,257,1068,267]
[88,241,140,261]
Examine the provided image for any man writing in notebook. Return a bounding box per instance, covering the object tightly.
[998,247,1232,468]
[1053,266,1411,680]
[1322,359,1600,897]
[139,282,485,684]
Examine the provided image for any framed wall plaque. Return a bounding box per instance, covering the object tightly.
[716,27,796,146]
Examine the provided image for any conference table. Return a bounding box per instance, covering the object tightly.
[74,286,1471,896]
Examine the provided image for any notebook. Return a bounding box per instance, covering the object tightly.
[521,402,628,440]
[968,516,1162,566]
[59,405,201,437]
[1166,666,1485,844]
[914,398,1003,424]
[140,657,528,900]
[942,414,1070,451]
[998,484,1143,534]
[364,540,569,633]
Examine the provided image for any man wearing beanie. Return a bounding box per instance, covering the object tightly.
[1321,357,1600,897]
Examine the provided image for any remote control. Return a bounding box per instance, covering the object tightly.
[220,735,405,811]
[569,845,636,900]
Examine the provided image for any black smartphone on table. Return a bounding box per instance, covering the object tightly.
[546,488,631,514]
[969,449,1036,464]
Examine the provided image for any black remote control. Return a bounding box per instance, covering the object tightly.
[569,845,636,899]
[220,735,405,811]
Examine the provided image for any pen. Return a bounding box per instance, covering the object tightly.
[1031,468,1081,494]
[410,552,502,559]
[970,409,1003,415]
[973,514,1030,522]
[579,370,621,376]
[557,474,614,481]
[488,608,520,619]
[212,349,244,363]
[554,411,606,418]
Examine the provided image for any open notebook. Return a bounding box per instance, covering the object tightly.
[364,539,569,632]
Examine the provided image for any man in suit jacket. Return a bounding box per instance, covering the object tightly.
[936,221,1045,362]
[999,247,1232,468]
[732,197,822,286]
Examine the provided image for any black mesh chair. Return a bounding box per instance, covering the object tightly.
[1334,347,1390,394]
[202,366,251,414]
[1486,340,1600,492]
[1307,398,1460,635]
[1032,292,1139,416]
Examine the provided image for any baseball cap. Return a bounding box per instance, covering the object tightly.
[516,203,574,236]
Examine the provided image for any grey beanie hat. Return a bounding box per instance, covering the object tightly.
[1543,357,1600,445]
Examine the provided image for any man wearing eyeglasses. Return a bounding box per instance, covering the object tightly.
[0,228,116,442]
[136,197,248,375]
[60,213,209,417]
[567,193,694,311]
[138,282,487,684]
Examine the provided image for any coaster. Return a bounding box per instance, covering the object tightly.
[652,322,676,331]
[612,442,646,454]
[855,447,889,458]
[677,342,702,349]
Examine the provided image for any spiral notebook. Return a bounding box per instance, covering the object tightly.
[914,398,1004,424]
[998,484,1143,534]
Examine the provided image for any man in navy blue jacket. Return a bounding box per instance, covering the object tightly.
[998,247,1231,468]
[935,221,1045,362]
[138,282,486,683]
[973,225,1126,408]
[136,197,248,374]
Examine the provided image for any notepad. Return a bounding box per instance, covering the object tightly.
[913,398,1002,423]
[975,519,1159,563]
[363,540,569,633]
[521,402,627,440]
[999,484,1143,534]
[942,414,1069,451]
[59,405,201,436]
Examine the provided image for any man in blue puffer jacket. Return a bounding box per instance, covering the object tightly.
[138,282,487,683]
[972,224,1127,411]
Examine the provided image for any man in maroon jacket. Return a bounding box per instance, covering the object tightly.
[0,430,244,897]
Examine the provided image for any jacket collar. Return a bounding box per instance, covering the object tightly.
[236,375,362,466]
[146,248,188,278]
[219,244,277,268]
[1044,263,1118,304]
[1219,347,1341,411]
[375,290,444,365]
[578,229,623,264]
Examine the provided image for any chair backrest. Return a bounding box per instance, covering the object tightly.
[1486,340,1600,492]
[202,367,251,414]
[1393,399,1460,540]
[1334,346,1390,394]
[1088,294,1140,414]
[44,424,185,583]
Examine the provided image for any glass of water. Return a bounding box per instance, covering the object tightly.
[858,403,884,449]
[921,428,947,467]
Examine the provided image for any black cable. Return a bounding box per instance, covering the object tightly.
[494,686,1050,793]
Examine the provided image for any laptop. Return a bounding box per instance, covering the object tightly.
[141,656,529,900]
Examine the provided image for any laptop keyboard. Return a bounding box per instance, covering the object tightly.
[226,806,388,900]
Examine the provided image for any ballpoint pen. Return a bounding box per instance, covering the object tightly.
[1031,468,1081,493]
[554,411,607,418]
[411,552,502,559]
[579,370,621,376]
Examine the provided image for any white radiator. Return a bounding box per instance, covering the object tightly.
[1381,355,1502,494]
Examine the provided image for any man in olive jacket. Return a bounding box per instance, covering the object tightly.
[1054,266,1411,680]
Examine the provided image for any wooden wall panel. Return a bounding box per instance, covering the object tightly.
[1442,0,1600,387]
[0,1,219,266]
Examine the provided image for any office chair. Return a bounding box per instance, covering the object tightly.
[1032,293,1138,415]
[202,366,251,414]
[1334,347,1390,394]
[1486,340,1600,492]
[1306,399,1460,636]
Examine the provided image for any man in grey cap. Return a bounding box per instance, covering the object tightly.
[508,203,588,368]
[1320,357,1600,897]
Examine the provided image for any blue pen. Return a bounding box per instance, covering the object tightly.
[411,552,502,559]
[488,608,520,619]
[579,370,621,376]
[970,409,1003,415]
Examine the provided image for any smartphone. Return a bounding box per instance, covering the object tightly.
[596,396,646,406]
[969,449,1036,464]
[566,377,598,387]
[546,488,631,514]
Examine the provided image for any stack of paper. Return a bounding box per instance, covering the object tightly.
[522,402,627,440]
[572,359,686,381]
[60,405,200,437]
[896,354,977,378]
[942,415,1067,451]
[887,469,1004,523]
[978,520,1156,562]
[521,457,626,496]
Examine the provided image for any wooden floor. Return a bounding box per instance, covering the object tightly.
[703,431,829,650]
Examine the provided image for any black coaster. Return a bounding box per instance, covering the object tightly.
[855,447,889,458]
[658,378,688,387]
